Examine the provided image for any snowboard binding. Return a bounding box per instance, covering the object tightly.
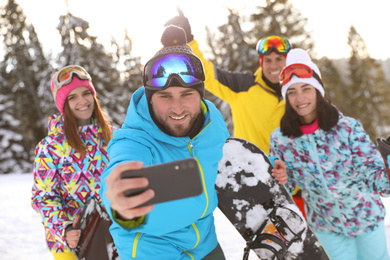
[243,206,306,260]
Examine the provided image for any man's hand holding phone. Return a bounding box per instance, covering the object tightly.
[105,161,155,220]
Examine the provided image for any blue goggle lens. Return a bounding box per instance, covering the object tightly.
[143,53,205,88]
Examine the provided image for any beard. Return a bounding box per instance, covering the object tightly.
[147,98,206,139]
[154,110,202,137]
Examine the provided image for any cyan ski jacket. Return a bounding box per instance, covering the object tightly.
[269,113,390,237]
[100,87,230,259]
[31,114,111,253]
[189,40,285,154]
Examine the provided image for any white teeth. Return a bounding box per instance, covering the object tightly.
[171,115,185,120]
[271,71,280,75]
[79,106,89,111]
[298,104,309,108]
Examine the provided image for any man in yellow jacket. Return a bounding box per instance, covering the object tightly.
[165,13,307,219]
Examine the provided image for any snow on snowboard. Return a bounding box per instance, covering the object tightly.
[74,199,119,260]
[216,137,330,260]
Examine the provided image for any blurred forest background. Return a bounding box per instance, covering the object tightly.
[1,0,390,173]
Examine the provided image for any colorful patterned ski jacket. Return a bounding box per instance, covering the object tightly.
[269,113,390,237]
[31,114,111,253]
[189,40,285,154]
[100,87,230,260]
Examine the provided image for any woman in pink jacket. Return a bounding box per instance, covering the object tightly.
[31,65,113,260]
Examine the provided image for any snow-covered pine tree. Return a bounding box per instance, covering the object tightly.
[345,26,390,139]
[0,0,54,173]
[110,29,143,125]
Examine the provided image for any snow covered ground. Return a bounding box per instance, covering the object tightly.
[1,173,390,260]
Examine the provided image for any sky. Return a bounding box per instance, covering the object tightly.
[1,173,390,259]
[10,0,390,64]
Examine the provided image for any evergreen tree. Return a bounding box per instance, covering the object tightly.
[110,29,143,124]
[346,26,390,139]
[316,56,348,109]
[0,0,52,173]
[0,93,31,173]
[206,0,314,73]
[250,0,314,55]
[206,9,253,72]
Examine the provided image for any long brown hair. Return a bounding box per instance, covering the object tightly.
[280,89,339,137]
[63,96,112,156]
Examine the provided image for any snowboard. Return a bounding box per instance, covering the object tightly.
[215,137,330,260]
[74,199,119,260]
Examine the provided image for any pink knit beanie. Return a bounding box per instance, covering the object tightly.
[50,69,96,114]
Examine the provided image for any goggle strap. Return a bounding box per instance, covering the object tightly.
[312,71,324,87]
[145,74,203,90]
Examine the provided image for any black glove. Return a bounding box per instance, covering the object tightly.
[377,137,390,180]
[377,137,390,161]
[164,8,193,42]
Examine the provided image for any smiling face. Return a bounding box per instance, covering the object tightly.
[66,86,95,126]
[286,83,318,124]
[150,86,202,137]
[261,52,287,84]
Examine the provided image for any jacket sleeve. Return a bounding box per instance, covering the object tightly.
[31,140,72,249]
[100,130,154,229]
[269,132,296,194]
[349,120,390,197]
[189,40,255,103]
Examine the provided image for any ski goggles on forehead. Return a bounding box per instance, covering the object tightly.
[280,63,323,86]
[257,35,291,56]
[143,53,205,89]
[54,65,91,91]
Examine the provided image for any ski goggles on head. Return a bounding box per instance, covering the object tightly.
[257,35,291,56]
[143,53,205,89]
[279,63,323,86]
[53,65,91,91]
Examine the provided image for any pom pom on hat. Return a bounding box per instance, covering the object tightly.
[161,25,187,47]
[281,48,325,99]
[50,70,96,115]
[153,25,194,57]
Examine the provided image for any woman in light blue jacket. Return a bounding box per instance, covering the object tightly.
[269,48,390,260]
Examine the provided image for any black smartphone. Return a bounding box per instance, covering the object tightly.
[120,158,203,207]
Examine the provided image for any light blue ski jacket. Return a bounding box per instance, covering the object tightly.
[100,87,230,259]
[270,114,390,237]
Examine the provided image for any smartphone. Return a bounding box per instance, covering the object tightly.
[120,158,203,207]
